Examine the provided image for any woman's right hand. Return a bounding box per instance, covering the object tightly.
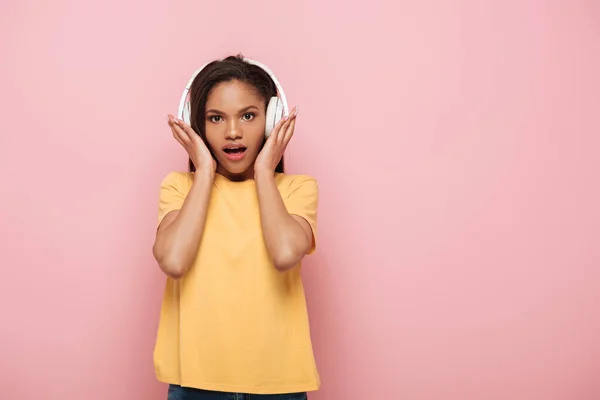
[167,114,216,174]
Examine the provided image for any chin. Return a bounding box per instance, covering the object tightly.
[217,159,254,178]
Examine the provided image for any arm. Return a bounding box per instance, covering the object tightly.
[153,115,216,279]
[153,170,214,279]
[255,170,315,271]
[253,106,316,270]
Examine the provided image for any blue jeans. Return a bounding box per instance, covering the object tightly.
[167,385,308,400]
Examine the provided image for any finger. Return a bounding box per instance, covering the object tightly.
[167,115,190,150]
[167,114,179,128]
[282,117,296,146]
[176,119,200,141]
[280,107,298,146]
[172,129,186,148]
[173,129,188,149]
[175,120,201,149]
[171,122,190,146]
[277,114,294,145]
[269,115,287,142]
[167,115,181,135]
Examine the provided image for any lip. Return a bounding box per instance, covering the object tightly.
[222,144,247,161]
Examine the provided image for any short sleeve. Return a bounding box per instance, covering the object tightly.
[283,176,319,254]
[157,172,188,227]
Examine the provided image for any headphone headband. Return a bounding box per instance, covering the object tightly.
[177,57,289,122]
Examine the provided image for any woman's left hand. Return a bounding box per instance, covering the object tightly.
[254,106,298,174]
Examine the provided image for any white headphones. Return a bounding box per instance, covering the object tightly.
[177,57,290,138]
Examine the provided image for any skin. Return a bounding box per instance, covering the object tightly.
[153,80,313,278]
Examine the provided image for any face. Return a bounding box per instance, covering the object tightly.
[203,80,267,180]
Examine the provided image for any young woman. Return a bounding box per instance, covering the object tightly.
[152,55,320,399]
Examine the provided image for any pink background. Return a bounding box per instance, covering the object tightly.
[1,1,599,399]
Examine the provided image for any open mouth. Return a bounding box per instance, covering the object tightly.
[223,146,247,160]
[223,146,247,154]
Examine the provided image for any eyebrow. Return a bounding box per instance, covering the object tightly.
[206,105,260,114]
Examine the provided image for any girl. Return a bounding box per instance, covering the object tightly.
[152,55,320,399]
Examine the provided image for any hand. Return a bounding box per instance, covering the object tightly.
[255,106,298,174]
[167,114,216,174]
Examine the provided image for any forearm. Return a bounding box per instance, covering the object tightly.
[255,169,310,270]
[153,171,213,278]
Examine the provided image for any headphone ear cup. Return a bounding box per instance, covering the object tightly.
[265,97,283,138]
[182,102,191,124]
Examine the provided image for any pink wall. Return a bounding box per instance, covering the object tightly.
[1,1,599,399]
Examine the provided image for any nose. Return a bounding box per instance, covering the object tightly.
[225,119,242,140]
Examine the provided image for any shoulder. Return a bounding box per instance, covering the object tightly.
[276,173,318,190]
[275,173,318,200]
[159,171,194,193]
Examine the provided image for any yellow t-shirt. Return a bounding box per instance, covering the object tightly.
[153,171,320,394]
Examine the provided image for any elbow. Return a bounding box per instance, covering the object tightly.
[153,244,187,279]
[160,260,187,279]
[269,235,311,271]
[271,249,302,272]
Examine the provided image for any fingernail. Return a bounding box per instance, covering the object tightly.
[295,106,299,116]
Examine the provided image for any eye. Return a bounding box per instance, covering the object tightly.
[208,115,222,123]
[242,113,255,121]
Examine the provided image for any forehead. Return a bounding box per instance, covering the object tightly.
[206,80,265,110]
